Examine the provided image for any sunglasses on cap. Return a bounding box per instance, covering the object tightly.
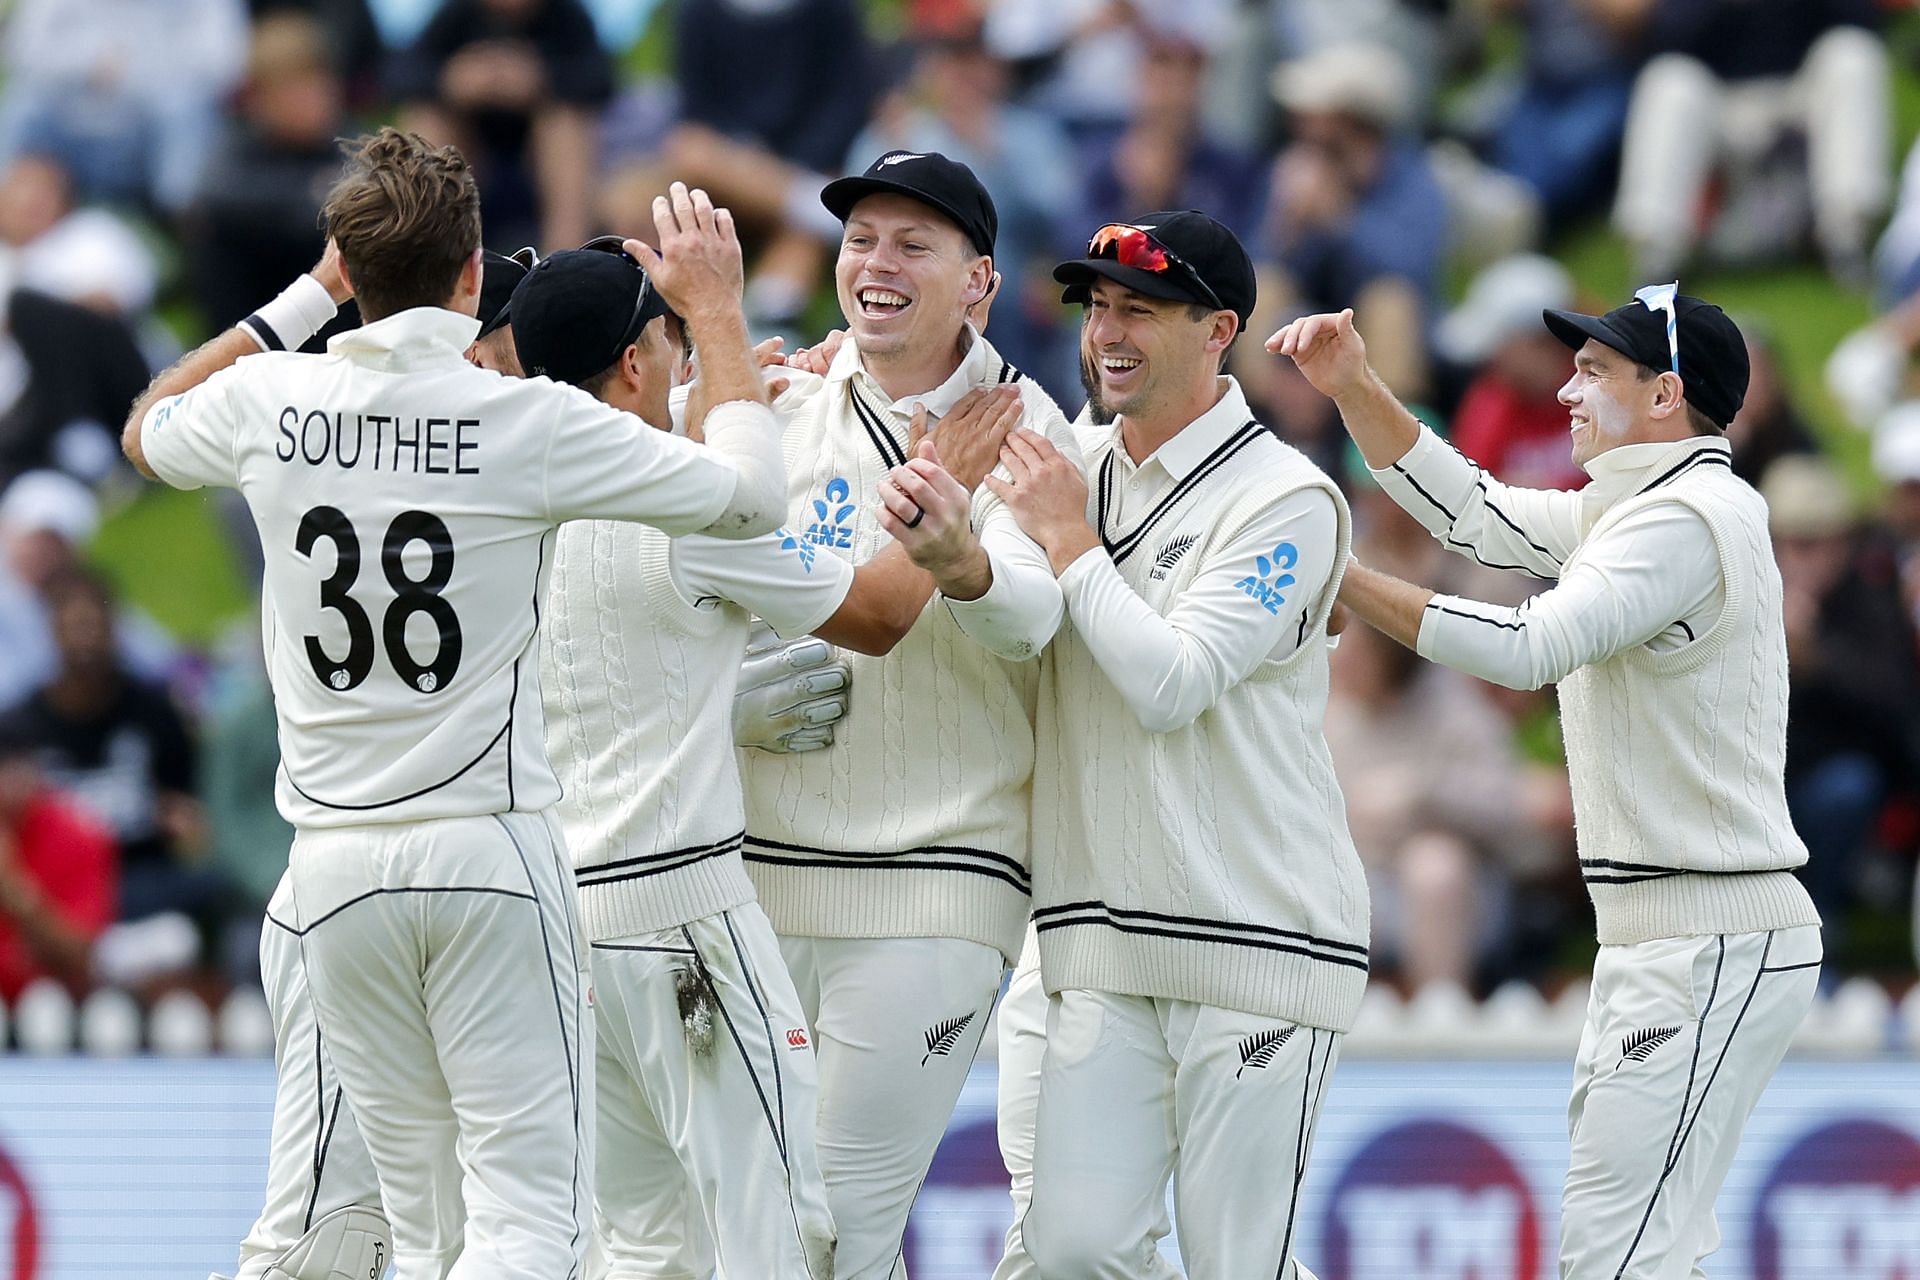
[580,234,668,343]
[1087,223,1224,313]
[1635,281,1680,376]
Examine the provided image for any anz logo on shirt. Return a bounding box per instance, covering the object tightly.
[1235,541,1298,615]
[804,477,857,549]
[777,528,817,572]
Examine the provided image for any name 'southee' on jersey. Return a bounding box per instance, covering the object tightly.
[275,405,483,475]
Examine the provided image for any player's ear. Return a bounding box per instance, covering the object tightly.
[964,257,994,306]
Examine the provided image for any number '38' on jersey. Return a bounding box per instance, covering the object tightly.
[141,307,751,829]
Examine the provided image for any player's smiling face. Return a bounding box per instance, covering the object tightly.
[836,194,988,361]
[1083,278,1213,420]
[1559,338,1660,468]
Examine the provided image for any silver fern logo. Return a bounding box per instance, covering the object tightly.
[922,1011,977,1066]
[1236,1025,1296,1078]
[1619,1025,1680,1067]
[1150,534,1198,580]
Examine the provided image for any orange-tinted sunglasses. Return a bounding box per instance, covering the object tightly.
[1086,223,1223,312]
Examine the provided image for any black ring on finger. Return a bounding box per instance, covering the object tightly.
[905,504,925,530]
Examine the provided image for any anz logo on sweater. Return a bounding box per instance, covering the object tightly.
[804,477,857,549]
[776,528,817,572]
[1235,541,1299,615]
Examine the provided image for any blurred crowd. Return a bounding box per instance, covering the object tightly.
[0,0,1916,1020]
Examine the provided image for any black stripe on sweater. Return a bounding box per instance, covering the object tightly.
[1635,449,1731,496]
[849,383,907,469]
[1099,422,1266,564]
[575,832,744,886]
[1033,901,1368,972]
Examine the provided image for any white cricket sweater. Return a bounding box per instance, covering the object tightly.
[1382,429,1818,945]
[1033,390,1370,1032]
[1553,453,1818,943]
[739,329,1075,963]
[543,517,849,942]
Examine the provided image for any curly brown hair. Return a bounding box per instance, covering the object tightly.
[321,128,482,321]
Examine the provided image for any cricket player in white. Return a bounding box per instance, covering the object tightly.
[122,129,788,1280]
[741,149,1079,1279]
[1272,292,1822,1279]
[504,241,1025,1280]
[971,212,1368,1280]
[206,242,856,1280]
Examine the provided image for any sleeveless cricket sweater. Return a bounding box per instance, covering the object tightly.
[739,334,1068,963]
[1033,431,1371,1031]
[543,519,757,941]
[1557,454,1819,945]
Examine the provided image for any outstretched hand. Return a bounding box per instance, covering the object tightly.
[1265,308,1370,401]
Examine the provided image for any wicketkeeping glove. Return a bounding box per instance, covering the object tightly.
[732,621,852,753]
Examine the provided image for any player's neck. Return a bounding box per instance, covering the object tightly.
[1119,373,1227,464]
[862,328,971,405]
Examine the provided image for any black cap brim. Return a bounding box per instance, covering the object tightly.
[477,301,513,339]
[821,175,989,257]
[1543,308,1638,360]
[1054,259,1210,308]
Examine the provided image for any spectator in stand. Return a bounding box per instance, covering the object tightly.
[187,11,351,334]
[1260,42,1447,402]
[1075,32,1265,246]
[0,571,229,949]
[0,471,96,711]
[1326,611,1564,993]
[0,155,159,322]
[1727,327,1817,486]
[980,0,1233,142]
[847,10,1077,395]
[390,0,613,250]
[1613,0,1889,283]
[1481,0,1649,231]
[0,0,250,213]
[1438,254,1589,492]
[245,0,386,107]
[1764,457,1920,950]
[618,0,877,332]
[0,257,151,489]
[0,725,115,1002]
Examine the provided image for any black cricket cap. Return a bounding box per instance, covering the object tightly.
[1543,292,1748,428]
[475,248,535,338]
[508,246,673,387]
[1053,210,1258,332]
[821,150,997,259]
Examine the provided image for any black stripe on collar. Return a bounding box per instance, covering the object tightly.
[848,381,908,469]
[1635,447,1732,496]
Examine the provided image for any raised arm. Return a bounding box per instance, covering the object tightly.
[628,183,783,536]
[124,243,350,478]
[1269,309,1584,578]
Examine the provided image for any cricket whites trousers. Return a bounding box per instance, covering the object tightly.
[228,870,384,1280]
[779,934,1005,1280]
[1021,987,1340,1280]
[590,902,835,1280]
[1562,925,1820,1279]
[286,809,592,1280]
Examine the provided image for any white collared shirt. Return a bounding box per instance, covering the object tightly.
[1059,376,1339,732]
[142,305,775,827]
[1373,425,1725,691]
